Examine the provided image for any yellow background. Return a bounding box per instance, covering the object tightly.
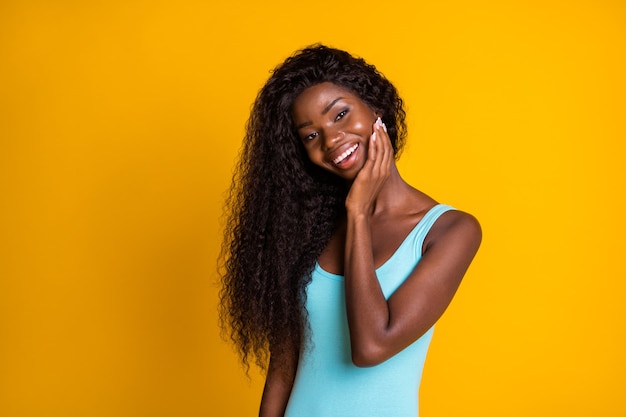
[1,1,624,416]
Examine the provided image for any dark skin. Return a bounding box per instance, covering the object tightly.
[259,82,482,417]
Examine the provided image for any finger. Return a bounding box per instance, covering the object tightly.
[372,119,392,179]
[381,122,392,168]
[368,124,377,161]
[373,118,387,170]
[367,118,380,175]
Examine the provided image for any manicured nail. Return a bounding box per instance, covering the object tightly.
[372,132,377,142]
[382,122,387,133]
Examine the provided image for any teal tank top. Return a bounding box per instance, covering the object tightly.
[284,204,455,417]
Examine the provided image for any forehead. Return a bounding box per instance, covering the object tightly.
[293,82,362,111]
[292,82,365,119]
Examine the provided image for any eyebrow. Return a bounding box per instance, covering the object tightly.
[322,97,344,115]
[295,97,345,130]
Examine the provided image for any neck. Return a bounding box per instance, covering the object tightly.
[368,163,415,215]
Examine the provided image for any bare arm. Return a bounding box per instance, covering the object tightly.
[344,119,482,367]
[259,350,297,417]
[344,209,481,366]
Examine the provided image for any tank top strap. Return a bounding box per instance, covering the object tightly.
[412,204,456,255]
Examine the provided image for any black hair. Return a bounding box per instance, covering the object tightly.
[219,44,407,373]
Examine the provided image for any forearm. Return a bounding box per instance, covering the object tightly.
[259,381,291,417]
[259,354,297,417]
[344,212,391,366]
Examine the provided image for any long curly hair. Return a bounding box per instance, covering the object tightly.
[219,44,407,373]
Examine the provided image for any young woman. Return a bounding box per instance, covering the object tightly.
[220,45,481,417]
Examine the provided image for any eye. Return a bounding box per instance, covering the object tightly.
[335,109,348,121]
[303,131,319,142]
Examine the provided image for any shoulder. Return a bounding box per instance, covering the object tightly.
[399,187,481,251]
[424,208,482,254]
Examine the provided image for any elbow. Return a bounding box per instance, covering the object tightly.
[350,344,388,368]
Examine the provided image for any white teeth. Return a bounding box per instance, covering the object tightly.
[333,144,359,165]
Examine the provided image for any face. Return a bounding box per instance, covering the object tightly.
[292,82,379,180]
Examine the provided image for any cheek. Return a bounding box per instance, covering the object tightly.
[353,120,366,131]
[353,114,375,134]
[303,145,322,164]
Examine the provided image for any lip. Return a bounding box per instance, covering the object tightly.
[329,142,361,168]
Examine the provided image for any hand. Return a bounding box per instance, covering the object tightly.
[345,117,393,215]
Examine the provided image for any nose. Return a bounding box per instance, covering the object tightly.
[322,126,344,149]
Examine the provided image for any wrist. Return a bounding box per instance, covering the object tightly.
[346,211,369,227]
[345,198,373,216]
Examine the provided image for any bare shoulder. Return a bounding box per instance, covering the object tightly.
[424,208,482,254]
[401,187,481,253]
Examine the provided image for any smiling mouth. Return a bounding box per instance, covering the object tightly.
[333,144,359,165]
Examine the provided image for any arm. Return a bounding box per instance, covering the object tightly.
[345,209,481,367]
[259,349,297,417]
[344,120,482,367]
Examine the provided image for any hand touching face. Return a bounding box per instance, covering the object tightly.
[344,116,394,215]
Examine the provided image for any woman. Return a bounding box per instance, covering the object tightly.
[220,45,481,417]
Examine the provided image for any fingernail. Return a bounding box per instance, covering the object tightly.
[382,122,387,133]
[372,132,377,142]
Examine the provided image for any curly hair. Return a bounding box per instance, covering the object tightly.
[219,44,407,373]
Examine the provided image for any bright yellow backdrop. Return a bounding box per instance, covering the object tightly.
[1,1,624,416]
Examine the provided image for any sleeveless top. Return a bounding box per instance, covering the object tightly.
[284,204,455,417]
